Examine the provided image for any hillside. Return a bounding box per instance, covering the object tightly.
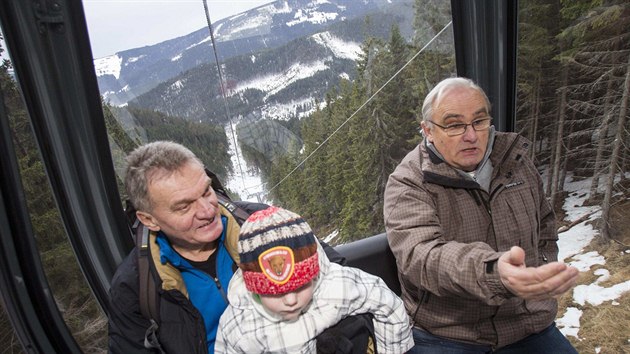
[95,0,417,106]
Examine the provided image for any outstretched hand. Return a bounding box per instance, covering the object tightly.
[498,246,579,301]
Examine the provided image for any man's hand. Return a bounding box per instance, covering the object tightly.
[498,246,579,301]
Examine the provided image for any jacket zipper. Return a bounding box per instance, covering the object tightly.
[494,137,522,176]
[213,276,228,304]
[214,238,231,305]
[478,190,499,249]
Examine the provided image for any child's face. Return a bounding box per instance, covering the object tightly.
[260,281,315,321]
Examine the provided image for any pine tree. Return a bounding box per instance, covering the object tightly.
[556,0,630,240]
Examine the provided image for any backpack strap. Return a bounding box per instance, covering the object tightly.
[135,220,164,352]
[217,194,251,224]
[136,220,160,322]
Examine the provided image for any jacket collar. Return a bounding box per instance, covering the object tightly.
[156,215,228,268]
[421,132,530,189]
[149,205,238,295]
[424,126,496,173]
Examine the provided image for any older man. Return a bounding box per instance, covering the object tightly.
[384,77,579,353]
[108,141,256,353]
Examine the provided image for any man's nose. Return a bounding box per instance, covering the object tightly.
[462,124,478,142]
[195,197,215,217]
[282,292,298,306]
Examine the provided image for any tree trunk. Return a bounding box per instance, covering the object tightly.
[589,79,616,198]
[546,127,555,197]
[550,68,568,208]
[600,54,630,241]
[530,73,541,160]
[622,144,629,181]
[559,115,573,192]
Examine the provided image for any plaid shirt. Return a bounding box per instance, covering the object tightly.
[384,132,558,348]
[215,243,413,353]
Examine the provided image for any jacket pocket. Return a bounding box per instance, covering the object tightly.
[498,185,539,264]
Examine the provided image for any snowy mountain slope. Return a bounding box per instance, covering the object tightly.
[94,0,415,105]
[128,18,380,123]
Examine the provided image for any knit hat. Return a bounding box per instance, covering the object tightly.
[238,206,319,295]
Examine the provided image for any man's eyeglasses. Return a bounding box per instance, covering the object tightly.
[427,117,492,136]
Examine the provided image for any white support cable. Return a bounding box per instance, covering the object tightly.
[264,21,453,196]
[202,0,246,189]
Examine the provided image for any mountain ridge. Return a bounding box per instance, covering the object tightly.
[95,0,416,106]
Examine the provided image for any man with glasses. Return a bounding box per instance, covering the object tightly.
[384,77,578,353]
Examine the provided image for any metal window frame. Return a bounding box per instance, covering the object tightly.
[0,0,131,352]
[451,0,518,132]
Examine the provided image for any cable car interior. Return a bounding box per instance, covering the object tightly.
[1,0,629,352]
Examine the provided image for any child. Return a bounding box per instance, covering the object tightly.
[215,206,413,353]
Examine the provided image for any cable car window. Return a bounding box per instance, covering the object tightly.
[514,0,630,352]
[0,296,24,351]
[86,0,455,245]
[0,31,108,352]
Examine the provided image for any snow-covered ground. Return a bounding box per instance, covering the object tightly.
[555,173,630,344]
[223,119,268,204]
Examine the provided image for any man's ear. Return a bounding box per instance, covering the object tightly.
[421,121,433,142]
[136,210,160,232]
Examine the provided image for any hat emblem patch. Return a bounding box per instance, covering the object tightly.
[258,246,295,285]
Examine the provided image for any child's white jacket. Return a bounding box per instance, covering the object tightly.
[215,243,413,353]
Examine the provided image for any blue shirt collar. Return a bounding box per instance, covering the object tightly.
[156,215,228,268]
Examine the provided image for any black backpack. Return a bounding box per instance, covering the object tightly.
[316,313,377,354]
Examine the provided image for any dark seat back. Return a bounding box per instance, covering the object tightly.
[334,233,401,295]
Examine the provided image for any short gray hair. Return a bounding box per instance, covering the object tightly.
[125,141,203,212]
[421,77,491,124]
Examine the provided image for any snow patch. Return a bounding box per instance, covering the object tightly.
[567,251,605,272]
[557,307,582,338]
[223,119,267,204]
[127,55,145,63]
[168,80,184,95]
[94,54,122,79]
[573,280,630,306]
[323,229,339,243]
[312,32,361,60]
[261,98,321,121]
[229,60,330,100]
[287,9,338,27]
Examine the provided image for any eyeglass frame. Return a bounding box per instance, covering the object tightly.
[426,117,492,136]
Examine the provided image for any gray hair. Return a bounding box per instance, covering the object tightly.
[421,77,491,124]
[125,141,203,212]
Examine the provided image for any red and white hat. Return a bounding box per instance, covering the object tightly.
[238,206,319,295]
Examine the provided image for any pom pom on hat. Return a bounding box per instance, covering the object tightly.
[238,206,319,295]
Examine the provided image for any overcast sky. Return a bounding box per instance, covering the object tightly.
[83,0,272,58]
